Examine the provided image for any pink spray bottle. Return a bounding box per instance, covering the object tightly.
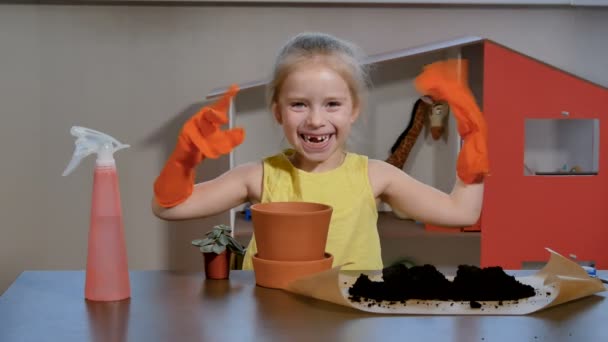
[63,126,131,301]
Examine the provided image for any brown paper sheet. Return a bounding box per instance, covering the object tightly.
[286,248,606,315]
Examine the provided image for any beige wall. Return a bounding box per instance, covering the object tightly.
[1,4,607,294]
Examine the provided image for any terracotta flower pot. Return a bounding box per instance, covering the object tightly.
[252,253,334,289]
[251,202,332,261]
[203,250,231,280]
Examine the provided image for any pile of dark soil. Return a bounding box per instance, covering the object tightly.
[348,263,536,303]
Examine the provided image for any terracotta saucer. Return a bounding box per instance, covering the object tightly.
[252,253,334,290]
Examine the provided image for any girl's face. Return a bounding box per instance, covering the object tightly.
[273,63,359,172]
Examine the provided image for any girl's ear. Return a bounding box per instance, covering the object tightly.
[272,103,283,124]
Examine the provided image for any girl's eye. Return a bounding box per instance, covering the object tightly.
[290,102,306,109]
[327,101,341,108]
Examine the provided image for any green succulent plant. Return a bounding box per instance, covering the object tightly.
[191,224,246,255]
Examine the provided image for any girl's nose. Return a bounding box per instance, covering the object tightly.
[305,108,325,127]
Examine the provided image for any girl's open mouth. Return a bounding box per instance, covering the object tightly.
[300,133,334,151]
[301,134,330,143]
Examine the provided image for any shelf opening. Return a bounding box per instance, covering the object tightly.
[524,118,599,176]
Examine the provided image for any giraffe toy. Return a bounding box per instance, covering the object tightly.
[428,100,449,140]
[386,96,431,169]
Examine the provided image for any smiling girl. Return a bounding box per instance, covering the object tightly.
[152,32,485,271]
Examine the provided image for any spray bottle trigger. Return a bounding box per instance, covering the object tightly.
[62,144,95,176]
[62,126,129,176]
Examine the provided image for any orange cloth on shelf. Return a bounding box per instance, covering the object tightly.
[154,84,245,207]
[414,59,489,184]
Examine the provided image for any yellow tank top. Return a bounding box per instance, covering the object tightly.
[241,149,383,271]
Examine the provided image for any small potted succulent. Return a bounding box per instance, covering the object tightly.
[192,224,246,280]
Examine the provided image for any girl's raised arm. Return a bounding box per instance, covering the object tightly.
[152,162,262,221]
[152,84,251,220]
[375,58,488,227]
[371,160,483,227]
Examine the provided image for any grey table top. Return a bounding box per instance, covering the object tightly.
[1,270,607,342]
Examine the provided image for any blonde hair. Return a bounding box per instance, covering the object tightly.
[267,32,371,112]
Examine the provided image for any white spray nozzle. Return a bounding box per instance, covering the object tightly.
[62,126,130,176]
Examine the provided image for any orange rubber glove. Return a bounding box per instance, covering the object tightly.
[414,60,489,184]
[154,84,245,207]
